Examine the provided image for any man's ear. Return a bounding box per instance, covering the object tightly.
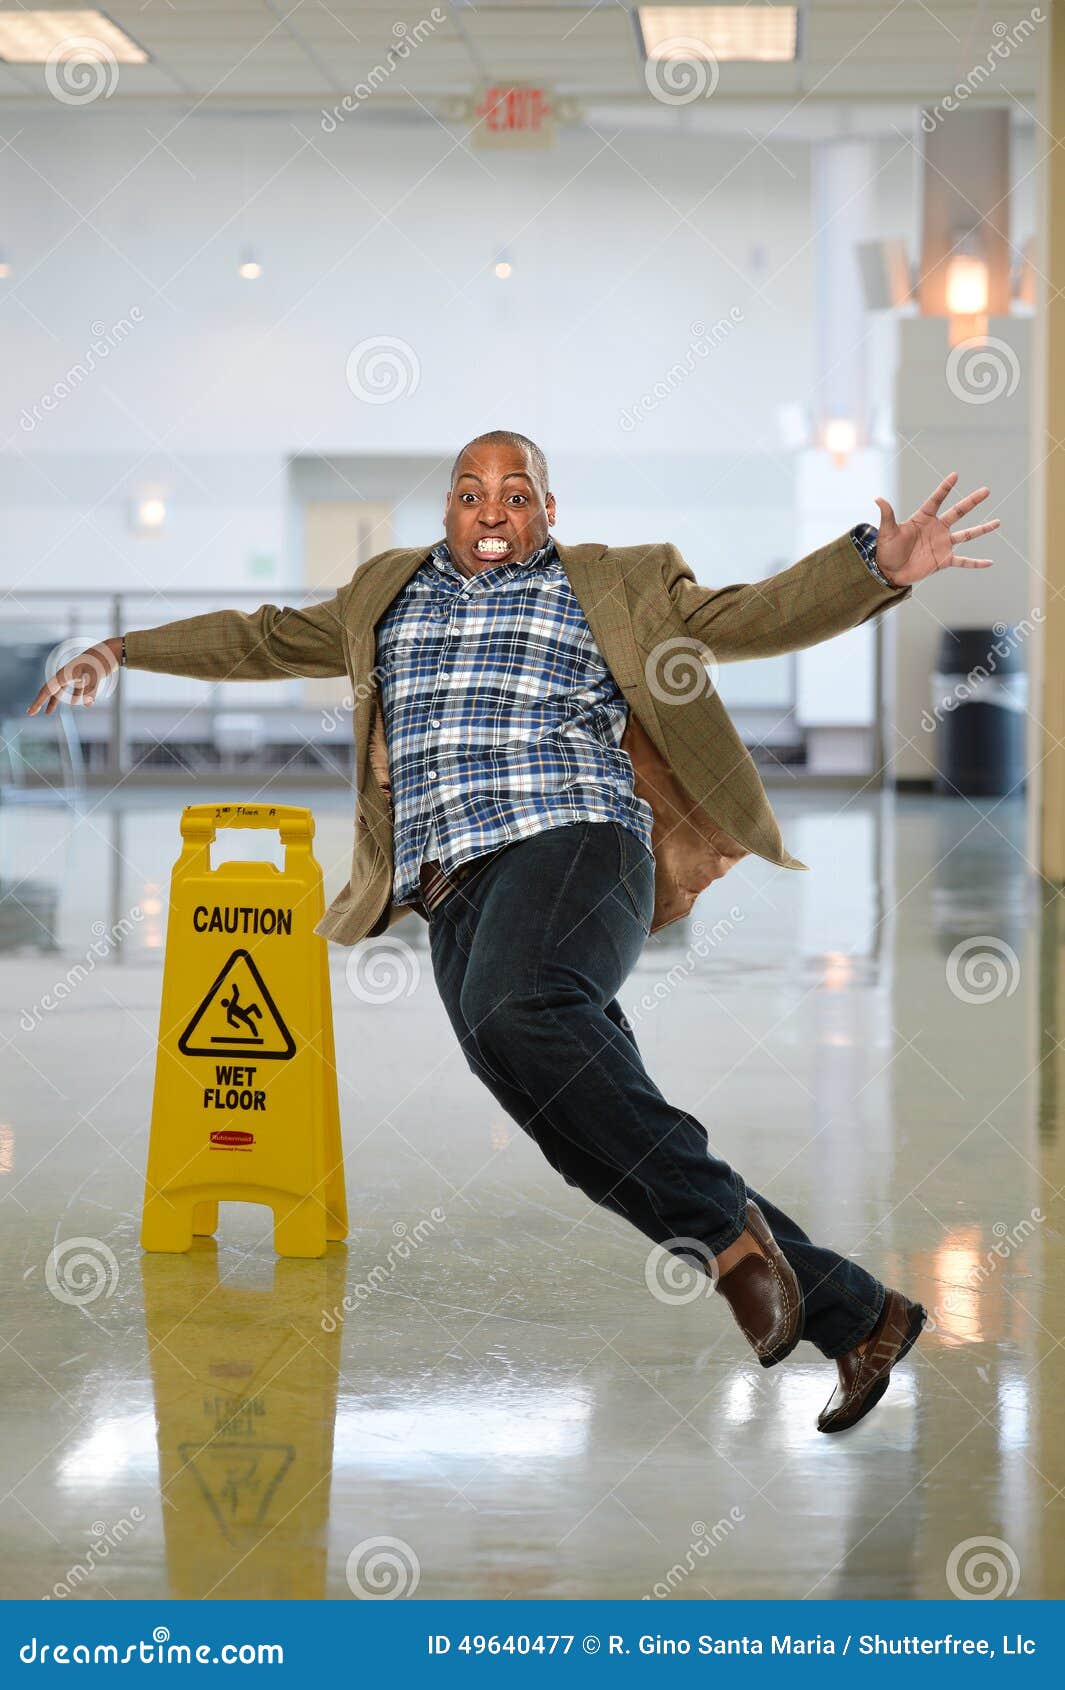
[546,491,557,524]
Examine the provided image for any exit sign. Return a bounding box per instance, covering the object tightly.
[473,83,556,150]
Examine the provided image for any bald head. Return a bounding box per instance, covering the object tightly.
[449,430,549,496]
[444,432,556,576]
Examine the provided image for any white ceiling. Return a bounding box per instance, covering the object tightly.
[0,0,1042,109]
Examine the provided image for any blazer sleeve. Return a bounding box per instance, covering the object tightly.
[123,584,351,681]
[662,531,912,663]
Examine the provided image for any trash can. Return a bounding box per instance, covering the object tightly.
[930,626,1028,797]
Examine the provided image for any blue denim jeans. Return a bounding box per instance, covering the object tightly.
[427,819,886,1359]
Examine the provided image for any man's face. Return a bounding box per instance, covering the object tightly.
[444,442,556,575]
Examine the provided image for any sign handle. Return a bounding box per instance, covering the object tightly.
[180,803,314,843]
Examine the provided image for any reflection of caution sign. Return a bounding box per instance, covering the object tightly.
[179,1442,295,1537]
[179,949,295,1060]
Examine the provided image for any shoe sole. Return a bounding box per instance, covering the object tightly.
[757,1328,803,1369]
[818,1301,927,1434]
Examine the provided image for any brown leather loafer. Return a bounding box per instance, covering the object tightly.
[713,1199,804,1367]
[817,1288,926,1433]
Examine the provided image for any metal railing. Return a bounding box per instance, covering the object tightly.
[3,582,817,791]
[2,585,346,786]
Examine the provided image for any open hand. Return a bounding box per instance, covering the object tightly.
[873,472,1000,586]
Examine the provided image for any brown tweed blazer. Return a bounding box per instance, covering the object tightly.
[124,532,911,945]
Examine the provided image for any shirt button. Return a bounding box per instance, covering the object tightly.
[428,771,438,781]
[429,719,440,728]
[440,673,449,681]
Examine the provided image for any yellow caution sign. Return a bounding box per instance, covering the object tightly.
[140,803,347,1258]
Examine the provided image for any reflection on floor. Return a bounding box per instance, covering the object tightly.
[0,784,1062,1600]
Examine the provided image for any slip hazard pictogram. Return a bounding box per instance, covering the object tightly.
[178,948,295,1060]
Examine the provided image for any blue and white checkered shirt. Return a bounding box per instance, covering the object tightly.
[376,525,885,906]
[376,535,655,905]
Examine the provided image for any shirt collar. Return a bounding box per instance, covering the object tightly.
[429,535,558,575]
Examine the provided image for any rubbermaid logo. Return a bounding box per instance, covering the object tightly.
[210,1130,255,1148]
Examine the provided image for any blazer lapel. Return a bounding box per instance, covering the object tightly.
[350,537,673,805]
[348,545,434,804]
[353,544,437,652]
[554,540,637,679]
[555,539,671,761]
[356,540,629,678]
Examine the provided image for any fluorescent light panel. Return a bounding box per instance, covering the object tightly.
[0,10,148,63]
[638,6,798,62]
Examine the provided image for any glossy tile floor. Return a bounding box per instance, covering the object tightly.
[1,783,1062,1601]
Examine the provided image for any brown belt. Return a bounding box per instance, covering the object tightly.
[418,846,507,916]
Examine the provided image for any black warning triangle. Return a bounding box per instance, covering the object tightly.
[178,948,296,1061]
[178,1441,295,1535]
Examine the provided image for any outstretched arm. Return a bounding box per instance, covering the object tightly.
[663,530,912,663]
[26,586,351,715]
[665,473,998,662]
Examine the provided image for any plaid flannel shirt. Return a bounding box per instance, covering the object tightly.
[376,524,885,905]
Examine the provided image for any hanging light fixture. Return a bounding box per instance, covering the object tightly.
[823,416,857,469]
[945,230,989,347]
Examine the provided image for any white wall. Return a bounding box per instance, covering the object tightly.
[2,108,916,594]
[3,105,957,740]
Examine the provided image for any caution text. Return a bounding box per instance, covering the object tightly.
[193,905,293,936]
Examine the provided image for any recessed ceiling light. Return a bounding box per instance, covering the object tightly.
[637,6,798,63]
[0,11,148,64]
